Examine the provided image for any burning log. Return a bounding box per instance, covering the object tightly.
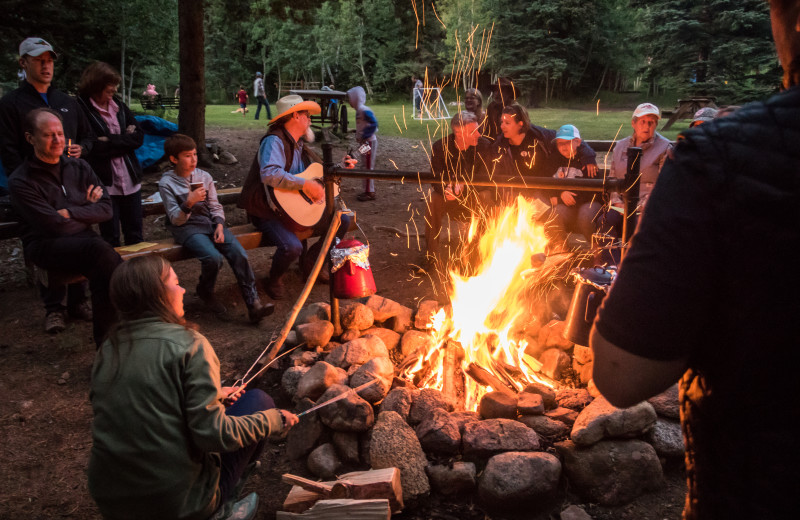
[442,340,466,411]
[465,363,516,397]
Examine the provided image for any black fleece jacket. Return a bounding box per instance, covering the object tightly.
[0,81,95,174]
[77,95,144,188]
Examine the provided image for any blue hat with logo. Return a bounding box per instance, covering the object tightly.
[553,124,581,142]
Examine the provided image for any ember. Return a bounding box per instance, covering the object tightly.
[402,196,558,410]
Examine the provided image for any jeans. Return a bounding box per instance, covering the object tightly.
[219,390,275,503]
[361,140,377,194]
[250,216,304,280]
[254,96,271,120]
[552,201,604,242]
[99,190,144,247]
[27,230,123,347]
[182,228,259,307]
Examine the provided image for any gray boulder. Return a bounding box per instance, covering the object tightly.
[349,357,394,403]
[478,452,561,510]
[647,384,680,419]
[281,366,310,398]
[415,408,461,455]
[361,328,401,352]
[518,415,571,440]
[296,320,334,348]
[295,361,348,401]
[479,391,518,419]
[408,388,453,425]
[326,336,389,370]
[307,443,341,479]
[426,462,476,496]
[645,417,685,459]
[379,387,417,422]
[332,431,361,465]
[317,384,375,432]
[296,302,331,325]
[571,396,657,447]
[370,411,430,503]
[556,388,593,410]
[462,418,540,460]
[556,439,664,506]
[341,302,374,330]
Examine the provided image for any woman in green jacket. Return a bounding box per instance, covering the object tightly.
[88,256,298,520]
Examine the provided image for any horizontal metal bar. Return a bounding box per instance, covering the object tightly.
[328,167,623,192]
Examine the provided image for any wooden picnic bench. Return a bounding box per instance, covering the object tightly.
[660,96,717,131]
[140,95,180,111]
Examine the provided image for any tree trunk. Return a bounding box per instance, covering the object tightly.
[178,0,211,165]
[357,21,373,96]
[592,64,608,101]
[127,61,136,106]
[120,36,127,105]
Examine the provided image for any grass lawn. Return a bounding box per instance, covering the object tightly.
[144,103,693,143]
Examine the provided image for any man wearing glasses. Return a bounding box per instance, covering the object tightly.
[238,95,325,300]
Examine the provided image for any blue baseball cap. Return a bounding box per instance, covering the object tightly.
[553,124,581,142]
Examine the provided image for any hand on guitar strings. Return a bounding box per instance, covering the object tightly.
[301,179,325,204]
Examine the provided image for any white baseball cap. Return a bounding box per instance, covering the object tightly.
[632,103,660,120]
[19,37,57,59]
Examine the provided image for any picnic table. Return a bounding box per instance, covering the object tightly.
[661,96,717,131]
[290,89,348,134]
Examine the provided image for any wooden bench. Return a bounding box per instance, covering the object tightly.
[140,95,180,111]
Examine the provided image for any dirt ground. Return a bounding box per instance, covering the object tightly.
[0,125,686,519]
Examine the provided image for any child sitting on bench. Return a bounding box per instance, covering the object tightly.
[158,134,273,324]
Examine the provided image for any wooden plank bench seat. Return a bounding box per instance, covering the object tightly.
[140,96,180,111]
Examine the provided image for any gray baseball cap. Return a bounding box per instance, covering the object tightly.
[19,37,57,58]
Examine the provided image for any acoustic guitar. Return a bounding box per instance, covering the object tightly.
[266,143,371,230]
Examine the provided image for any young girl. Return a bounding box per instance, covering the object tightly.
[88,256,297,520]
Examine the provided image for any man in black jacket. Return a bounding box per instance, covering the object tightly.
[591,1,800,518]
[0,37,96,334]
[9,109,122,348]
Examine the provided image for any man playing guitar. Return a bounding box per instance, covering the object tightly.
[238,95,327,300]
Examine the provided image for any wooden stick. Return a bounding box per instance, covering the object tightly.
[256,211,344,369]
[282,474,350,499]
[465,363,516,397]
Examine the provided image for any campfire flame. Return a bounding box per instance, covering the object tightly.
[403,196,557,410]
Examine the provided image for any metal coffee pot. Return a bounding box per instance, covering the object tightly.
[564,266,616,346]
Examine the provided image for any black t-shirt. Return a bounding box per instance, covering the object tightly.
[550,153,599,208]
[594,85,800,519]
[429,135,492,198]
[491,129,557,201]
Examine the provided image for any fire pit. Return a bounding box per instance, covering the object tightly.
[270,196,683,516]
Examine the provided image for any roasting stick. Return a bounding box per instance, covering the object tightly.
[296,377,381,418]
[227,211,346,395]
[229,211,345,396]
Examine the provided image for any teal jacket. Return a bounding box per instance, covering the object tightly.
[88,317,283,520]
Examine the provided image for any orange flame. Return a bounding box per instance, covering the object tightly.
[403,196,555,410]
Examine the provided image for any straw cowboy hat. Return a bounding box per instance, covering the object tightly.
[270,94,321,124]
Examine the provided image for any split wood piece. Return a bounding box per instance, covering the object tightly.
[442,340,466,411]
[465,362,516,397]
[276,499,390,520]
[283,468,403,514]
[281,474,351,499]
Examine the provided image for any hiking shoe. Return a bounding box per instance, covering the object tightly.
[226,492,259,520]
[356,191,376,201]
[44,311,66,334]
[67,301,93,322]
[247,300,275,324]
[264,277,286,300]
[197,285,228,318]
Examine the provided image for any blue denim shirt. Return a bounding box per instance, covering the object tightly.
[257,134,305,190]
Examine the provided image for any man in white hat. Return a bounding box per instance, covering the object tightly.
[603,102,673,236]
[253,72,271,120]
[0,37,96,334]
[238,94,325,299]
